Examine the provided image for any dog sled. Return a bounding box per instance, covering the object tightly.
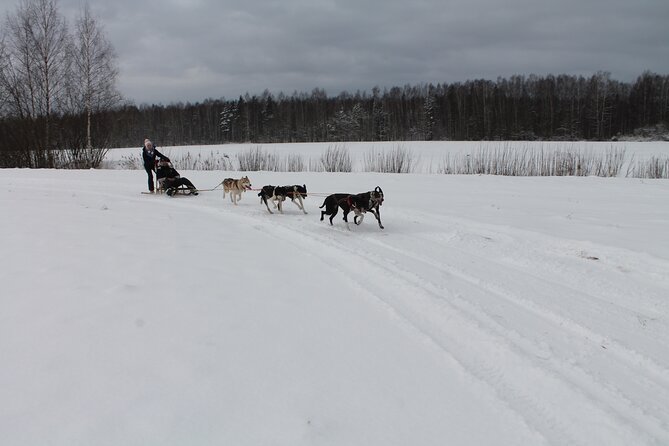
[163,186,199,196]
[154,159,199,197]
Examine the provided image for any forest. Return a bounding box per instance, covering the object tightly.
[106,71,669,146]
[3,72,669,162]
[84,72,669,144]
[2,71,669,168]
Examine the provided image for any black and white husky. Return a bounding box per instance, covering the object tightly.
[258,184,308,214]
[319,186,384,229]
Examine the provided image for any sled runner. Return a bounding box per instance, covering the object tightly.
[141,187,197,196]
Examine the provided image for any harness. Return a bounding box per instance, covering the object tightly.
[337,194,379,210]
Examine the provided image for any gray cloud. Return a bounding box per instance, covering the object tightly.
[2,0,668,104]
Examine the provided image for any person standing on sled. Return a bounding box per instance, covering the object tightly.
[155,160,199,196]
[142,139,169,193]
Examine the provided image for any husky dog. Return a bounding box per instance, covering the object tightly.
[282,184,308,214]
[319,186,384,229]
[258,184,308,214]
[258,184,307,214]
[222,176,252,205]
[258,185,284,214]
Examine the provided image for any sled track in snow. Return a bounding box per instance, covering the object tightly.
[361,232,669,436]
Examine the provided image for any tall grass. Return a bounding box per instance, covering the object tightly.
[320,144,352,172]
[237,146,278,171]
[438,144,626,177]
[112,151,234,171]
[236,146,312,172]
[116,154,142,170]
[280,153,304,172]
[363,144,416,173]
[104,143,665,178]
[173,151,234,171]
[627,156,669,179]
[53,147,109,169]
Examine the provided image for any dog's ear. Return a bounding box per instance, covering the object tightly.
[375,186,383,193]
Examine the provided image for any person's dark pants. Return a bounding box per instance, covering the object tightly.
[145,166,155,191]
[165,177,196,190]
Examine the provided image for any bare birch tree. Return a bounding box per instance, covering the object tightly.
[29,0,69,160]
[69,3,120,150]
[1,2,39,119]
[1,0,69,165]
[0,37,7,116]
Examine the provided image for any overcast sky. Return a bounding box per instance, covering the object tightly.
[2,0,668,105]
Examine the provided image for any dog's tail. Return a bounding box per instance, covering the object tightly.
[319,199,327,209]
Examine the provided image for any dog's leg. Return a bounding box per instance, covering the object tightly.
[343,210,352,230]
[370,208,384,229]
[329,206,338,225]
[352,208,365,225]
[342,209,350,224]
[262,196,273,214]
[295,195,307,214]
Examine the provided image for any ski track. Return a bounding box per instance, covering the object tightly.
[301,235,667,445]
[15,179,669,445]
[365,233,669,435]
[400,225,669,371]
[155,196,669,445]
[204,195,669,445]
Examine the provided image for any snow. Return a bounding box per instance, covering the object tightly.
[1,143,669,445]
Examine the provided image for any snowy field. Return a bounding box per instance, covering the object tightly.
[1,146,669,445]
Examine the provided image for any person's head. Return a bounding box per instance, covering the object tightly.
[144,139,153,149]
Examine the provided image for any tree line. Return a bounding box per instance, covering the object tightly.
[94,71,668,148]
[8,71,668,158]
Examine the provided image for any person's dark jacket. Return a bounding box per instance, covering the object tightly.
[156,163,197,192]
[142,146,168,171]
[156,164,180,181]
